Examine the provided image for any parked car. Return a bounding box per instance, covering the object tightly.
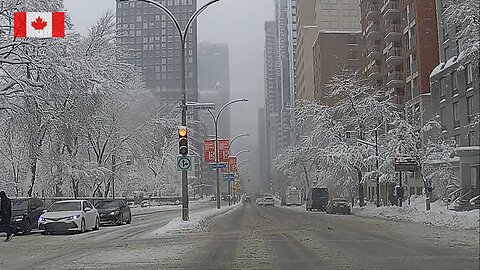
[326,198,351,214]
[38,200,100,234]
[140,200,150,208]
[263,196,275,206]
[256,198,264,205]
[210,195,216,201]
[243,196,251,203]
[95,199,131,226]
[11,198,45,235]
[306,187,329,211]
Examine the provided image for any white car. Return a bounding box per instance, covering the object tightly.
[263,196,275,206]
[256,198,264,205]
[38,200,100,234]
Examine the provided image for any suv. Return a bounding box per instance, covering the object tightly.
[11,198,45,235]
[263,196,275,206]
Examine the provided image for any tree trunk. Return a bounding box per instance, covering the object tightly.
[354,166,364,207]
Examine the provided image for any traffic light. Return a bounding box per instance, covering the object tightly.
[178,126,188,155]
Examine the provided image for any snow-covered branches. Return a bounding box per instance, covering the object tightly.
[443,0,480,66]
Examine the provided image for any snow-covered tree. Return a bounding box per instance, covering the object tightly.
[443,0,479,66]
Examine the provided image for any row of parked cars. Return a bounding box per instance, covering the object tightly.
[10,198,132,235]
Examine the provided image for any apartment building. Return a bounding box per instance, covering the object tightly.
[429,0,479,199]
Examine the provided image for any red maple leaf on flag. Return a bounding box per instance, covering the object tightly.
[31,16,47,30]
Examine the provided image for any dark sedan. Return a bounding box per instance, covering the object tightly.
[326,198,351,214]
[95,199,131,226]
[11,198,45,235]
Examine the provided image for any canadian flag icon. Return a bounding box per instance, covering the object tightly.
[14,12,64,38]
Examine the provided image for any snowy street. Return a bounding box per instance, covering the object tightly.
[1,201,478,270]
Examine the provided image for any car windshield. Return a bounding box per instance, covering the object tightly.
[12,200,29,210]
[48,201,81,212]
[95,200,121,209]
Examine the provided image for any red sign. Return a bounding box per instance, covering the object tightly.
[228,156,237,173]
[218,139,230,163]
[204,140,215,163]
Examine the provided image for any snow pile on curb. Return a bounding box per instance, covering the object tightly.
[355,196,479,230]
[147,204,240,238]
[130,204,181,215]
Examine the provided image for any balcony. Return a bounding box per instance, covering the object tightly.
[366,4,380,21]
[385,48,402,65]
[384,23,402,43]
[366,23,380,40]
[367,45,382,60]
[367,64,382,80]
[381,0,400,20]
[386,71,404,88]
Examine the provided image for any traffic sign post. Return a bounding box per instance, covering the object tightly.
[177,156,192,171]
[209,163,227,169]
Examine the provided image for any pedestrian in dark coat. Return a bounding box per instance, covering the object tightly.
[0,191,14,241]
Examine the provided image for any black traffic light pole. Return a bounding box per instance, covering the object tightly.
[117,0,222,221]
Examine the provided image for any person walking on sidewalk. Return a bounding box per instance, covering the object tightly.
[0,191,15,242]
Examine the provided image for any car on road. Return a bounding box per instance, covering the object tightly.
[210,195,216,201]
[140,200,150,207]
[256,198,264,205]
[326,198,351,214]
[95,199,132,226]
[11,198,45,235]
[38,200,100,234]
[263,196,275,206]
[306,187,329,211]
[243,196,251,203]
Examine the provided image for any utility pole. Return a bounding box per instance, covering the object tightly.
[375,129,380,207]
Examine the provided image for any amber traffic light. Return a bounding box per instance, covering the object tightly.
[178,126,188,155]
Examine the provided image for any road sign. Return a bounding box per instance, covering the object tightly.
[186,102,215,110]
[228,156,237,172]
[346,131,357,145]
[223,173,235,182]
[394,155,418,171]
[204,140,215,163]
[209,163,227,169]
[218,139,230,162]
[233,181,241,191]
[176,156,192,171]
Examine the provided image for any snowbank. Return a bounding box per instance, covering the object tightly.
[355,196,479,231]
[130,198,213,216]
[145,203,240,238]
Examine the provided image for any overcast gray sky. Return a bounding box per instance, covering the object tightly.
[64,0,274,184]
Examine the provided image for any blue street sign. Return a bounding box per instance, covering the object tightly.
[209,163,227,169]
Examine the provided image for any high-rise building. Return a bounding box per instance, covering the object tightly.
[116,0,198,104]
[360,0,439,110]
[264,20,280,186]
[296,0,360,101]
[429,0,479,199]
[312,31,362,105]
[258,107,267,188]
[197,42,230,140]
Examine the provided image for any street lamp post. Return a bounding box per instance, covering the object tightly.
[207,99,248,209]
[117,0,222,221]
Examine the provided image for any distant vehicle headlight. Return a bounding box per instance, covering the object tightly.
[109,211,119,216]
[38,216,45,222]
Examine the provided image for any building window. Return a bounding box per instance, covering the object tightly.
[453,134,460,146]
[453,102,460,128]
[451,72,458,96]
[440,77,446,100]
[466,63,473,88]
[440,107,447,130]
[467,96,474,122]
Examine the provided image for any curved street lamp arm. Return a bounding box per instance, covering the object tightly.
[206,109,216,123]
[183,0,222,42]
[216,98,248,119]
[230,133,249,146]
[234,149,250,157]
[137,0,182,35]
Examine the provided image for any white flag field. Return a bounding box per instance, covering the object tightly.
[14,12,65,38]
